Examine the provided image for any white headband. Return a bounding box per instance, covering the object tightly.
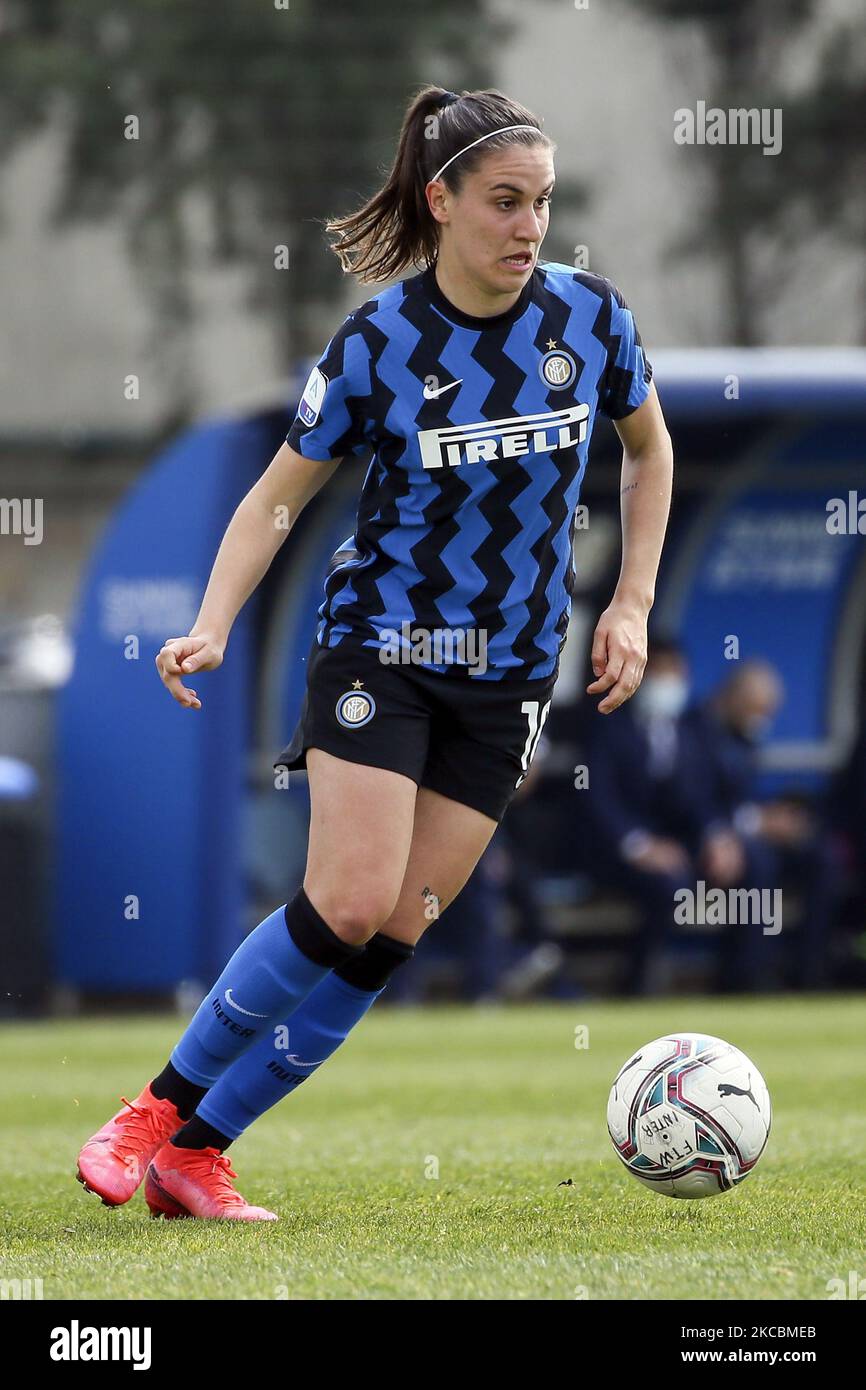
[429,125,541,184]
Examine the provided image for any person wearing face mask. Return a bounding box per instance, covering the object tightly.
[581,638,775,995]
[829,722,866,981]
[688,661,836,990]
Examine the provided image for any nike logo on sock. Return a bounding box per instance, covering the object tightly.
[224,989,267,1018]
[284,1054,324,1069]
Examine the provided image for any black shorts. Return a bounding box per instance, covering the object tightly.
[274,637,557,823]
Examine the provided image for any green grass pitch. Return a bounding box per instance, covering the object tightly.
[2,996,864,1300]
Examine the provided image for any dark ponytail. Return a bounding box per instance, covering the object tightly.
[326,85,550,284]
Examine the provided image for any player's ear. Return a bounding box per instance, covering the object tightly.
[425,179,450,226]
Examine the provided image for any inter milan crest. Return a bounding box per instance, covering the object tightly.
[538,347,577,391]
[335,688,376,728]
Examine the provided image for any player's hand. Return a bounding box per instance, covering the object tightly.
[629,836,689,875]
[587,601,648,713]
[702,828,746,885]
[758,802,811,847]
[155,634,224,709]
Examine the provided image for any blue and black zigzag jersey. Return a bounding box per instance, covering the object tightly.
[286,260,652,680]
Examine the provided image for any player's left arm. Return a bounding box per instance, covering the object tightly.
[587,382,673,714]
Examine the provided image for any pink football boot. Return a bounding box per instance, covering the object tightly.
[76,1082,185,1206]
[145,1144,278,1221]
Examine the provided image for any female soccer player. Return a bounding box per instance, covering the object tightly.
[77,85,673,1220]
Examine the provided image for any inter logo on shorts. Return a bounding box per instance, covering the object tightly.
[335,690,376,728]
[539,350,577,390]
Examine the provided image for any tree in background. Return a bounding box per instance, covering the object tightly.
[621,0,866,345]
[0,0,586,425]
[770,19,866,341]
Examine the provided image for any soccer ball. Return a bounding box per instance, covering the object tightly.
[606,1032,771,1199]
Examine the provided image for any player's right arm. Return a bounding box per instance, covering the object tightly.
[155,443,341,709]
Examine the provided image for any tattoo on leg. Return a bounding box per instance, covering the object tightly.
[421,885,440,921]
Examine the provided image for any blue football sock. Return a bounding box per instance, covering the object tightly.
[194,973,380,1138]
[193,934,415,1140]
[170,889,361,1087]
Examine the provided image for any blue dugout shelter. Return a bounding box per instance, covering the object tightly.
[55,350,866,996]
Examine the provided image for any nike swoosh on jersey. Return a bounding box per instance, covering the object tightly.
[224,988,267,1018]
[422,379,462,399]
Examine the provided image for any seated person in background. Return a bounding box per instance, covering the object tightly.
[582,638,776,995]
[688,661,836,990]
[828,722,866,975]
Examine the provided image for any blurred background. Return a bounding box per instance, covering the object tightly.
[1,0,864,1016]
